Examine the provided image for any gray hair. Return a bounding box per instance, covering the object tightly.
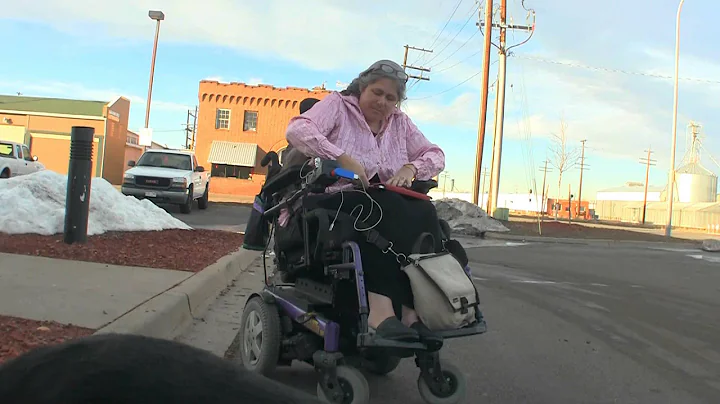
[341,62,407,105]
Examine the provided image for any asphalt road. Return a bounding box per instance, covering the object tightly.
[168,202,251,233]
[179,239,720,403]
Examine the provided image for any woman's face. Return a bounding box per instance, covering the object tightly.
[358,77,399,122]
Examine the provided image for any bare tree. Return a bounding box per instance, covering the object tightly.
[548,117,581,202]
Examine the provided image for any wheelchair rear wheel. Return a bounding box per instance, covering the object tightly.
[238,296,281,375]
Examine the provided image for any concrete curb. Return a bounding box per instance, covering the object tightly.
[95,249,261,340]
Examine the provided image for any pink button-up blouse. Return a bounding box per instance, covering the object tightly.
[278,91,445,225]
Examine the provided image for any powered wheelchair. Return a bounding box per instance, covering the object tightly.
[237,155,487,404]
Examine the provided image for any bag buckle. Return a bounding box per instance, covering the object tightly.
[382,241,408,264]
[460,297,469,314]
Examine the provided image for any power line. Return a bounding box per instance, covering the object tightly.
[514,55,720,84]
[431,30,480,70]
[412,0,466,66]
[407,60,498,100]
[425,3,482,66]
[435,48,484,73]
[411,49,720,102]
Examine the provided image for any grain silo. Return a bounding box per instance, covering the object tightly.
[676,162,718,203]
[675,122,718,203]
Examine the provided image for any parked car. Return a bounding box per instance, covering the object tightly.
[121,149,210,214]
[0,140,45,178]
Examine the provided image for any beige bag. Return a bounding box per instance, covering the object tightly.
[401,252,479,331]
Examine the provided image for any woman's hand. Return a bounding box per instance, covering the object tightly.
[337,154,370,188]
[387,164,416,188]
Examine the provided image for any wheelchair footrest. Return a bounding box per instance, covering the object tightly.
[357,333,426,351]
[436,319,488,340]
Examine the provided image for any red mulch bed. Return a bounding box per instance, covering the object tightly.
[0,315,94,364]
[0,229,245,272]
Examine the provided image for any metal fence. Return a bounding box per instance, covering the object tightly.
[594,200,720,230]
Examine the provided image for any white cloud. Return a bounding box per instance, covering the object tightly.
[3,0,447,71]
[405,92,478,128]
[247,77,263,86]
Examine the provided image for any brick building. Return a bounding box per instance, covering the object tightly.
[546,198,592,220]
[195,80,331,197]
[0,94,131,184]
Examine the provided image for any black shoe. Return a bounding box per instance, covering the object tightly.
[410,322,443,351]
[370,317,420,342]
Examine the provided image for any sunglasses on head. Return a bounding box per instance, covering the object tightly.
[366,63,409,82]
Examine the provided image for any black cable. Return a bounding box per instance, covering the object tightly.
[425,3,481,67]
[410,0,466,66]
[430,29,480,70]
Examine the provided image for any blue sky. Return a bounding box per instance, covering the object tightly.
[2,0,719,199]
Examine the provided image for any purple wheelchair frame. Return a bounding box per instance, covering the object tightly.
[263,241,486,354]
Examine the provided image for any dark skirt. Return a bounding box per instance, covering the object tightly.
[316,188,442,308]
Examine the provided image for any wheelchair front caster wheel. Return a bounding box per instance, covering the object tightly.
[417,362,467,404]
[317,365,370,404]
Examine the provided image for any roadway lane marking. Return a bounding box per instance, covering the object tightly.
[687,254,720,263]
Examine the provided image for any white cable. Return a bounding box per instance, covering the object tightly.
[352,188,383,232]
[329,190,344,231]
[328,186,384,232]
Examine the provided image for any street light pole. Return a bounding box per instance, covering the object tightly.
[664,0,685,238]
[145,10,165,130]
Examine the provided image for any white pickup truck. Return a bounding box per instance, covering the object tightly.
[121,149,210,214]
[0,140,45,178]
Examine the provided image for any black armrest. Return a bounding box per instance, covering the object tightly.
[261,164,311,197]
[410,179,438,195]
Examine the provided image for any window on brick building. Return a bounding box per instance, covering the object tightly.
[211,164,252,180]
[216,109,231,129]
[243,111,258,132]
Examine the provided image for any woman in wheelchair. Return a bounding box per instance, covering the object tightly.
[284,59,446,346]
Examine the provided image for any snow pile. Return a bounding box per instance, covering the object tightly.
[433,198,509,236]
[702,239,720,252]
[0,170,191,235]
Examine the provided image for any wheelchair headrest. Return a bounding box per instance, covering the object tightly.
[261,151,279,168]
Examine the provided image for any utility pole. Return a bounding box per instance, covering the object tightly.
[192,105,198,149]
[640,148,657,224]
[145,10,165,130]
[665,0,685,238]
[480,166,490,208]
[568,184,572,224]
[440,172,451,198]
[577,139,587,218]
[484,0,534,216]
[472,0,494,206]
[402,45,432,81]
[539,160,552,217]
[184,107,198,150]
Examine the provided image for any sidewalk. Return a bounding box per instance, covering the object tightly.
[0,248,260,340]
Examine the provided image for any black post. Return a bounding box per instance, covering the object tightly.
[63,126,95,244]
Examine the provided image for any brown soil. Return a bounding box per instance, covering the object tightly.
[504,220,694,243]
[0,315,94,364]
[0,229,245,272]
